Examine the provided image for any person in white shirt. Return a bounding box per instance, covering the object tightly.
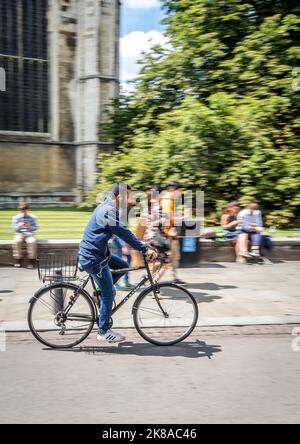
[237,203,263,258]
[12,203,38,268]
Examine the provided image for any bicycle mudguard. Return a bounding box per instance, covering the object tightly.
[29,281,97,316]
[29,281,71,303]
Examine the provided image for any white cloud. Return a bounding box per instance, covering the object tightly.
[124,0,160,9]
[120,30,169,91]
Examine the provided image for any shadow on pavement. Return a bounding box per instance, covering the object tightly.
[186,282,237,291]
[197,263,227,268]
[246,258,284,265]
[45,340,222,359]
[191,293,222,303]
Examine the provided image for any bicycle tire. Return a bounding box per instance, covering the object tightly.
[28,282,97,349]
[133,282,198,346]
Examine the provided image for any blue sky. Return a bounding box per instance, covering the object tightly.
[120,0,167,90]
[121,0,165,37]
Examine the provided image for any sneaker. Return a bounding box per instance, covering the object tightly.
[250,249,261,258]
[239,250,251,258]
[123,283,136,290]
[97,330,125,343]
[172,278,187,285]
[115,284,126,291]
[14,260,21,268]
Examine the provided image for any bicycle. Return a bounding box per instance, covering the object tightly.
[27,252,198,349]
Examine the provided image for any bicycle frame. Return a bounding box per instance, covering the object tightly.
[78,255,162,317]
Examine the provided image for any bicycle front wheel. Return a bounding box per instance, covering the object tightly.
[133,283,198,346]
[28,283,97,349]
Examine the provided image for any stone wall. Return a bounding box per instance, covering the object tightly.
[58,30,77,142]
[0,142,77,207]
[0,238,299,266]
[0,0,120,207]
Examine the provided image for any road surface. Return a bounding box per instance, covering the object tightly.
[1,328,300,424]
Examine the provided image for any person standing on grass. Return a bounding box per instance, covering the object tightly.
[79,183,157,344]
[12,203,38,269]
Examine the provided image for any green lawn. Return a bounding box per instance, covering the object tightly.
[1,209,299,241]
[0,208,92,240]
[206,227,300,238]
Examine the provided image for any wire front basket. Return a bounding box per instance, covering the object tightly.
[37,254,79,283]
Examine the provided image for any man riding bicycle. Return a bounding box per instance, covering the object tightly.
[79,183,157,343]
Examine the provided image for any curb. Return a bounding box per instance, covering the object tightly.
[2,317,300,333]
[5,325,300,343]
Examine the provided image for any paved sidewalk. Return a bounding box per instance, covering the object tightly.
[1,261,300,331]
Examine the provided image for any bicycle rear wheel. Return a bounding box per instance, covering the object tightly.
[28,283,96,349]
[133,283,198,346]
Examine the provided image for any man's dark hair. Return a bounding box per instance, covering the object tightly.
[19,203,29,211]
[111,182,132,197]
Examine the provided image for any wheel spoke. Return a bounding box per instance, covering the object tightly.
[28,284,95,348]
[135,284,198,345]
[137,306,166,316]
[34,296,54,312]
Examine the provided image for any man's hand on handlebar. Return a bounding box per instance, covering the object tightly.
[144,246,158,262]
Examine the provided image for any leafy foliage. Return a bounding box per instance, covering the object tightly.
[89,0,300,226]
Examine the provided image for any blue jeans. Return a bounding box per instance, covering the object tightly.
[79,254,129,334]
[242,227,262,247]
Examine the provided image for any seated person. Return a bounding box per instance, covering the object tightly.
[220,201,243,260]
[12,203,38,268]
[237,203,263,258]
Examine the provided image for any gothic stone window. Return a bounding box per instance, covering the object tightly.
[0,0,48,133]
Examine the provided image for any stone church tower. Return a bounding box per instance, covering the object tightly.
[0,0,120,207]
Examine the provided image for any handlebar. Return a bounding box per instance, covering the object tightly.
[143,246,160,262]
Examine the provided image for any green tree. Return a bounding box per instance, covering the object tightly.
[90,0,300,226]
